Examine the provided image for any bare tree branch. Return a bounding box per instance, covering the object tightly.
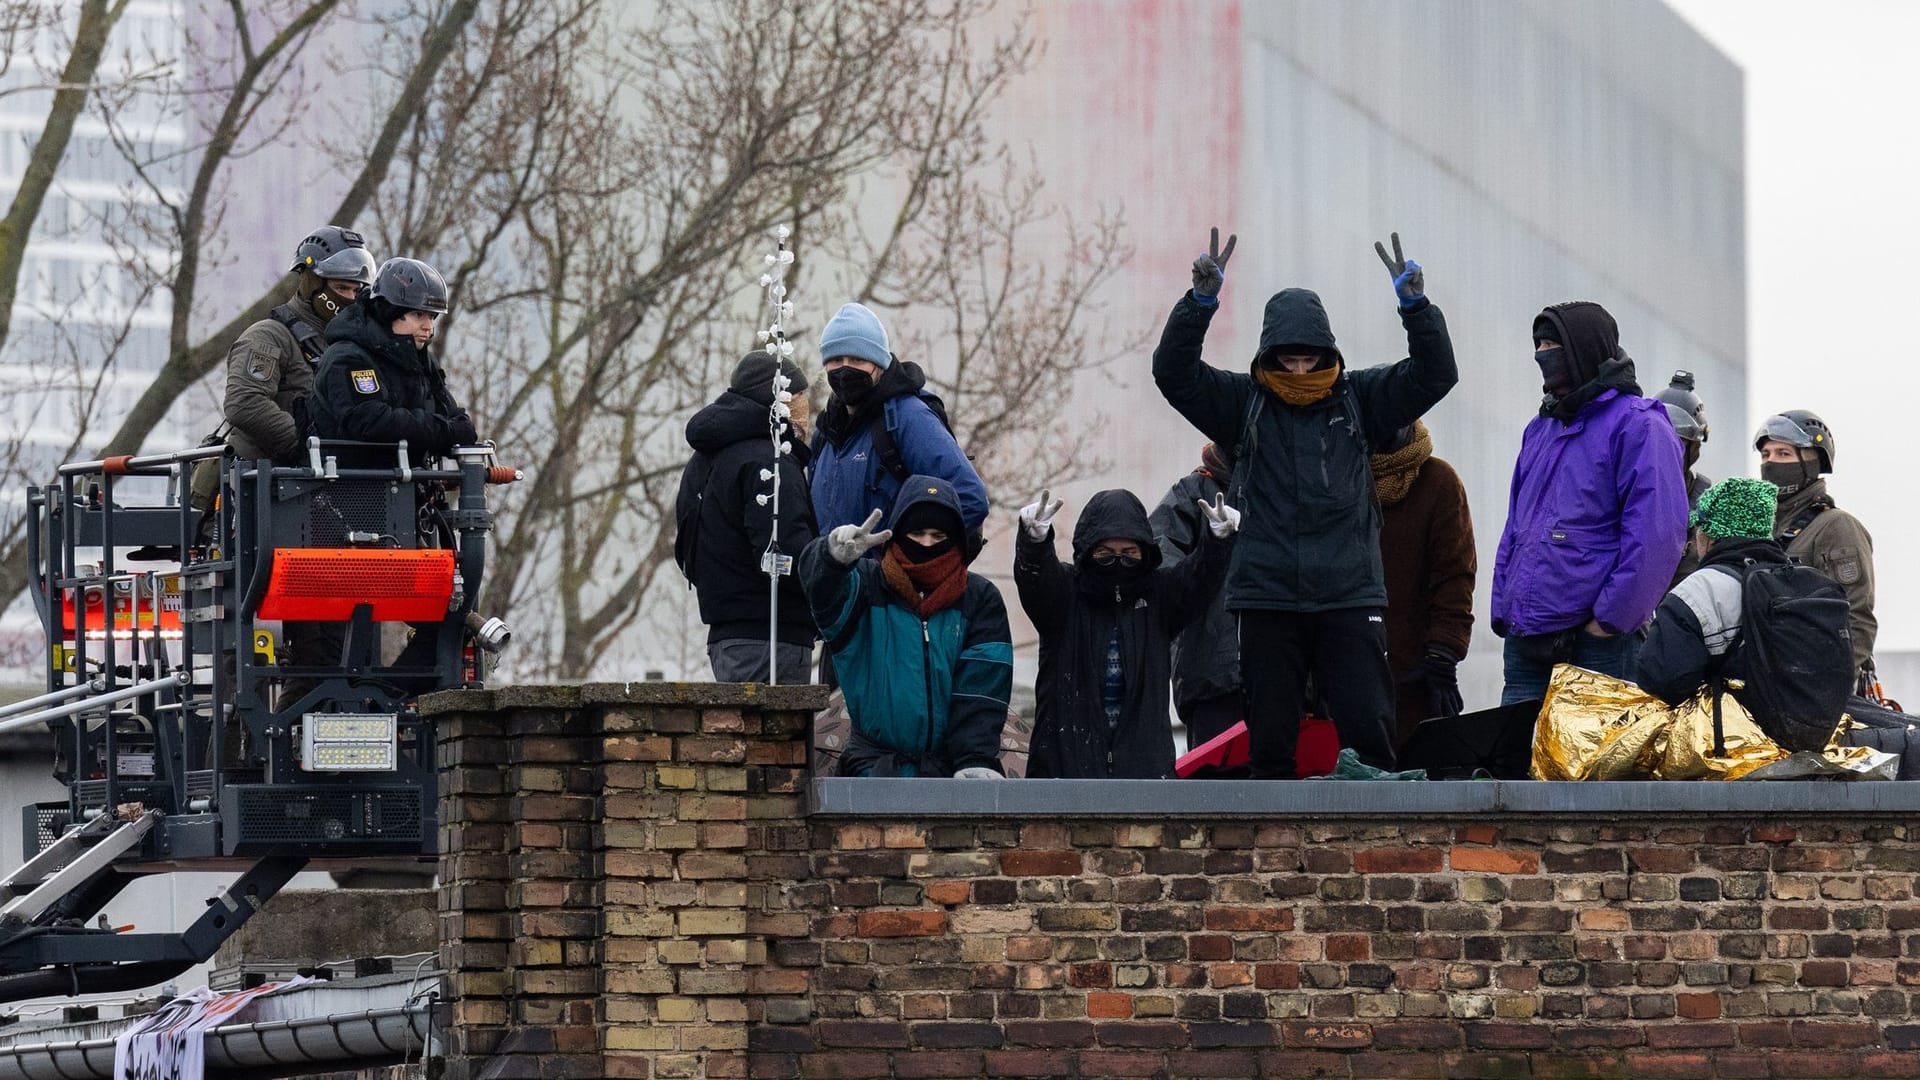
[0,0,130,352]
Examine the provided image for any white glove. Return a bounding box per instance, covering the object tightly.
[1198,493,1241,539]
[953,766,1001,779]
[827,509,892,566]
[1017,488,1065,542]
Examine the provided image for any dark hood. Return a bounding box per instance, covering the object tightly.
[326,299,429,373]
[686,389,813,465]
[1254,289,1343,369]
[1534,301,1641,422]
[1534,301,1620,388]
[1070,489,1163,572]
[819,358,927,446]
[887,473,967,555]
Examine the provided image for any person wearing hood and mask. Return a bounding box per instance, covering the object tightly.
[1754,410,1877,682]
[192,227,377,508]
[1491,302,1689,705]
[810,302,989,539]
[676,351,818,684]
[800,474,1013,778]
[1371,421,1477,742]
[1153,228,1459,779]
[1016,486,1238,779]
[1149,444,1244,751]
[1655,370,1713,587]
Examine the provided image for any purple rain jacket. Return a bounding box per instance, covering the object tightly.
[1491,305,1690,638]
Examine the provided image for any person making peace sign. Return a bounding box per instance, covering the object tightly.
[1151,228,1460,779]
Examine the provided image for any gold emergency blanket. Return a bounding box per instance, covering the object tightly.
[1528,664,1883,781]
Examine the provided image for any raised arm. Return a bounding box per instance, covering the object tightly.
[1153,226,1254,447]
[1012,489,1072,638]
[1156,493,1237,635]
[1355,232,1458,439]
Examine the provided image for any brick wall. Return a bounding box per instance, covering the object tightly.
[430,683,823,1080]
[429,686,1920,1079]
[769,816,1920,1078]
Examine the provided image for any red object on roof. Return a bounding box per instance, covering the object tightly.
[1175,715,1340,778]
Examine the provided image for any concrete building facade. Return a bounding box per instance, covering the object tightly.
[943,0,1747,709]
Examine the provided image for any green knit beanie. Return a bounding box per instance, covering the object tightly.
[1691,477,1777,540]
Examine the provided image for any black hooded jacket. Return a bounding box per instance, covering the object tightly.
[1149,467,1240,709]
[1535,301,1642,422]
[311,301,468,467]
[676,390,817,646]
[1015,489,1229,778]
[1152,289,1457,612]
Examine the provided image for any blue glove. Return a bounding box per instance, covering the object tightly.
[1373,231,1425,309]
[1189,226,1237,306]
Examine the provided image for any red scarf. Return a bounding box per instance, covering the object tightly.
[880,545,968,618]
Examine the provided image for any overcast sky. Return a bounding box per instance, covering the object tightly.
[1665,0,1920,656]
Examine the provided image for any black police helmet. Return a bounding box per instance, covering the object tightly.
[1654,370,1709,444]
[368,257,450,315]
[289,226,368,274]
[1753,409,1835,474]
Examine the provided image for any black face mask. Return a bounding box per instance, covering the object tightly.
[1087,551,1147,585]
[828,367,875,408]
[1761,459,1815,498]
[898,534,956,563]
[1535,346,1577,398]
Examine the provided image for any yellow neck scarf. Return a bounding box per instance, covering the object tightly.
[1255,365,1338,407]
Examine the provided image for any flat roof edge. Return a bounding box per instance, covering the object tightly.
[809,778,1920,817]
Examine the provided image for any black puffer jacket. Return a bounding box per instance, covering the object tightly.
[1152,290,1457,612]
[1016,489,1229,779]
[1149,468,1240,709]
[310,301,469,467]
[677,390,817,646]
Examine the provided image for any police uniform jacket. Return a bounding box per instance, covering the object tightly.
[310,300,468,467]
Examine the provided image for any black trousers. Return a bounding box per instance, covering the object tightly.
[1238,608,1397,779]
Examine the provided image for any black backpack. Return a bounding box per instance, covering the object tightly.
[1710,559,1852,753]
[673,455,716,581]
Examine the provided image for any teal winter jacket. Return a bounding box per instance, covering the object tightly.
[800,478,1013,776]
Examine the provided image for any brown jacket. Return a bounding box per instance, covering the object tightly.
[1776,479,1876,675]
[1380,456,1476,730]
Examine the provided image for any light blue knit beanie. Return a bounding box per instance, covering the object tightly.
[818,302,892,369]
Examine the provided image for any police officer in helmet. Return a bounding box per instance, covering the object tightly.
[310,256,476,467]
[1655,370,1711,585]
[192,226,376,507]
[1754,409,1877,684]
[292,257,479,687]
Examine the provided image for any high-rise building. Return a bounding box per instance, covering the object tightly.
[0,0,190,478]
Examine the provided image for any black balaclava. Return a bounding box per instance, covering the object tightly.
[828,367,876,410]
[1531,322,1577,399]
[1085,543,1149,587]
[893,501,961,564]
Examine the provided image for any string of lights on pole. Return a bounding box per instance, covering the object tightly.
[754,225,797,685]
